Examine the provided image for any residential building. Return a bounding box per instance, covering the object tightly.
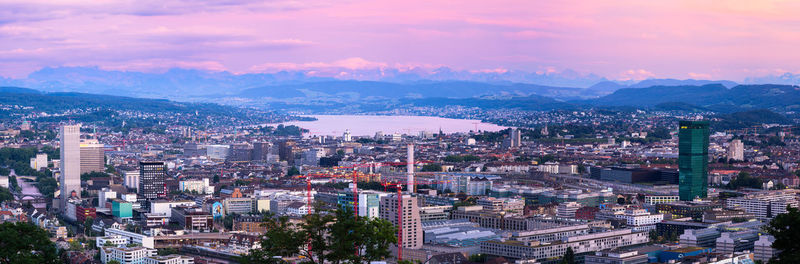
[727,139,744,161]
[100,246,156,264]
[380,194,423,249]
[725,190,800,220]
[754,234,778,262]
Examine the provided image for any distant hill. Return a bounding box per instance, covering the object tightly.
[713,109,790,130]
[237,80,606,100]
[404,94,573,111]
[0,88,290,125]
[628,79,738,88]
[0,86,41,94]
[584,84,800,112]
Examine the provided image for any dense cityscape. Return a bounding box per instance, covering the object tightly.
[3,1,800,264]
[1,106,798,264]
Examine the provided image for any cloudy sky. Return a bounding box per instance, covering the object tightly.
[1,0,799,81]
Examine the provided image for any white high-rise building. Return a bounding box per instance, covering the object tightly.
[60,124,81,213]
[343,129,352,142]
[407,143,414,193]
[728,139,744,161]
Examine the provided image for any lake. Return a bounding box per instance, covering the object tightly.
[279,115,507,137]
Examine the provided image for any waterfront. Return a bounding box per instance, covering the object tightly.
[279,115,508,136]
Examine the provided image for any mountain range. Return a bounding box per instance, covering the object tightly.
[3,66,800,117]
[0,66,776,101]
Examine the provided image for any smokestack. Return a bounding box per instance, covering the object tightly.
[407,143,414,193]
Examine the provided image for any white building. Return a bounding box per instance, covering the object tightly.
[726,190,799,220]
[96,235,128,248]
[29,153,48,170]
[144,255,195,264]
[179,179,213,195]
[101,246,157,264]
[60,124,81,213]
[104,228,155,248]
[343,129,352,142]
[727,139,744,161]
[204,145,230,160]
[150,200,196,218]
[643,195,679,205]
[617,209,663,232]
[754,234,778,262]
[98,188,118,208]
[557,202,582,218]
[124,171,140,192]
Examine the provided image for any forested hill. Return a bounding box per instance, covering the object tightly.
[0,87,296,126]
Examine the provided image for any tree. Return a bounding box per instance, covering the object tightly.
[560,247,575,264]
[0,187,13,203]
[287,167,300,177]
[763,206,800,264]
[239,216,304,264]
[84,217,94,236]
[421,164,443,172]
[107,260,121,264]
[242,207,396,264]
[0,222,60,264]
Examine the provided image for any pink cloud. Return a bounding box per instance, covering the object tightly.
[0,0,798,81]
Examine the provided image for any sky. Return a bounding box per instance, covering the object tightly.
[1,0,799,81]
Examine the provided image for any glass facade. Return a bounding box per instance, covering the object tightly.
[678,120,710,201]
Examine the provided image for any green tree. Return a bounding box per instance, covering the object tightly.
[421,164,443,172]
[560,246,575,264]
[287,167,300,177]
[84,217,94,236]
[239,216,304,264]
[0,187,13,203]
[0,222,60,264]
[242,207,396,264]
[763,206,800,264]
[107,260,121,264]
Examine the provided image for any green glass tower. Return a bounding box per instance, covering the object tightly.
[678,120,710,201]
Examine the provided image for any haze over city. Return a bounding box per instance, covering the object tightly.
[0,1,799,264]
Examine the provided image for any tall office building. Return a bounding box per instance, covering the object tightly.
[678,120,710,201]
[727,139,744,161]
[60,124,82,213]
[278,140,295,165]
[380,194,423,249]
[80,139,105,174]
[139,161,166,209]
[511,128,522,148]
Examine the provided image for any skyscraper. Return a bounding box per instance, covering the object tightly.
[511,128,522,148]
[678,120,710,201]
[60,124,81,213]
[380,194,422,250]
[139,161,166,209]
[727,139,744,161]
[80,138,105,174]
